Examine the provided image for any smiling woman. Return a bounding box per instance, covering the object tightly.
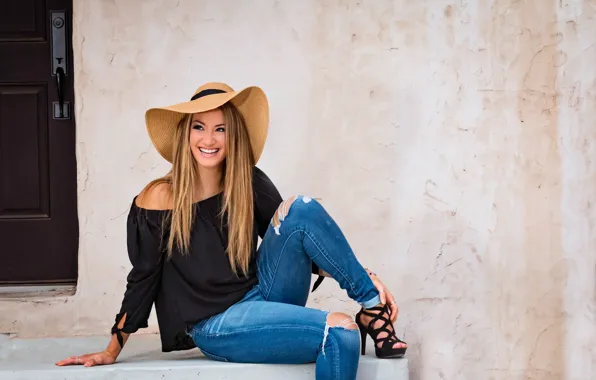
[55,82,406,379]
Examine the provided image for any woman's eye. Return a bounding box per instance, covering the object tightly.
[216,127,226,132]
[193,124,204,130]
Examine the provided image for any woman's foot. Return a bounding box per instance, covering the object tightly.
[356,303,407,358]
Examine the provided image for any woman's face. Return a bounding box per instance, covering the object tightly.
[189,108,227,169]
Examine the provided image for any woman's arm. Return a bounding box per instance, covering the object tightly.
[55,315,130,367]
[56,185,168,367]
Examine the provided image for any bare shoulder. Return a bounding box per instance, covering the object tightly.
[135,181,173,210]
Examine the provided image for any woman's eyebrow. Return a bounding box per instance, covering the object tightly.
[191,120,225,127]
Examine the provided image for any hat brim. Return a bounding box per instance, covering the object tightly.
[145,86,269,163]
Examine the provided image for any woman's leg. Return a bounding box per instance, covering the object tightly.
[190,296,361,380]
[256,195,380,309]
[256,195,406,355]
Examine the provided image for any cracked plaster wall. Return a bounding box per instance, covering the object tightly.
[1,0,595,379]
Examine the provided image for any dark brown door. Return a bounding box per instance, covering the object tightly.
[0,0,78,284]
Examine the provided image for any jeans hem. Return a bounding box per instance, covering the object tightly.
[361,294,381,309]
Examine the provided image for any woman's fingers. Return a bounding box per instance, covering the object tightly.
[386,292,399,323]
[368,273,400,323]
[55,352,113,367]
[54,357,66,366]
[370,276,399,323]
[55,355,81,366]
[382,286,398,322]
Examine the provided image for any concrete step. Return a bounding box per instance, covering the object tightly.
[0,333,408,379]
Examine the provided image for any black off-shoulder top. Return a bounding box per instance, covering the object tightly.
[111,167,323,352]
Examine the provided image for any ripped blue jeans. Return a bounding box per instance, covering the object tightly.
[188,196,381,380]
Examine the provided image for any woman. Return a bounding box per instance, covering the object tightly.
[56,82,407,379]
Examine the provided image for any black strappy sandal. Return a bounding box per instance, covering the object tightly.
[355,304,407,359]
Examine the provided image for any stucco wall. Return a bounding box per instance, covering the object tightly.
[1,0,595,379]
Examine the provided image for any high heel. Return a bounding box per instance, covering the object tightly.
[355,304,407,359]
[358,322,367,355]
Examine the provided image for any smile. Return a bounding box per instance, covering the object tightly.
[199,148,219,154]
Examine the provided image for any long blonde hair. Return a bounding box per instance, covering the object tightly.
[145,102,255,277]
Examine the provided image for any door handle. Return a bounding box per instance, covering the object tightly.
[55,67,65,118]
[51,10,70,119]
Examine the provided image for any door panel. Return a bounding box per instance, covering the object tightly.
[0,0,47,42]
[0,84,50,219]
[0,0,78,284]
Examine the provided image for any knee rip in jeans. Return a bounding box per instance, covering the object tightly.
[321,312,358,357]
[271,195,314,235]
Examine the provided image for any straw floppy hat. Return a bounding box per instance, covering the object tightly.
[145,82,269,163]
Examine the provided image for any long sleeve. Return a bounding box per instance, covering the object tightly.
[111,200,165,336]
[252,167,324,288]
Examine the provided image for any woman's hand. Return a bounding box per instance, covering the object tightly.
[365,269,399,323]
[55,350,116,367]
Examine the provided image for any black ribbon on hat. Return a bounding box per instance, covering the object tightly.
[190,89,227,101]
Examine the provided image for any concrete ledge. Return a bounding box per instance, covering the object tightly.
[0,284,76,298]
[0,334,408,380]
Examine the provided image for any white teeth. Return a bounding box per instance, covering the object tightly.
[199,148,219,154]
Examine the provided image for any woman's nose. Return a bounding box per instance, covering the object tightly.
[203,131,216,145]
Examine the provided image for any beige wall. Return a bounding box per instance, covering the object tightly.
[1,0,595,379]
